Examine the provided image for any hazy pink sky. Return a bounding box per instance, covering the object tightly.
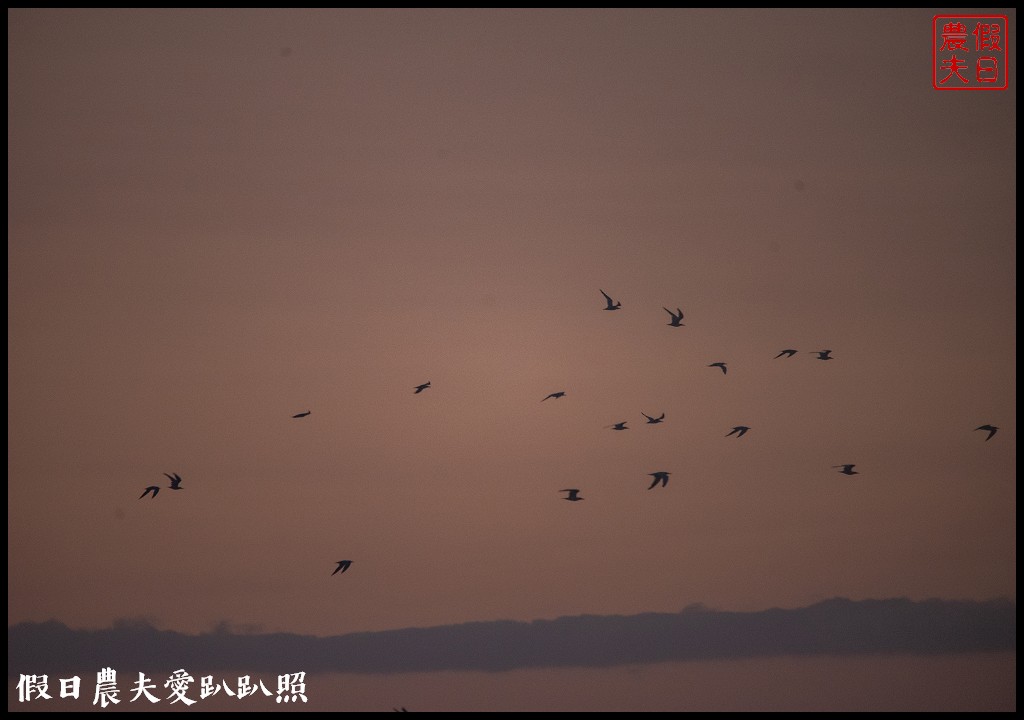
[8,8,1015,711]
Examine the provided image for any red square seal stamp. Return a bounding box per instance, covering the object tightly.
[933,15,1009,90]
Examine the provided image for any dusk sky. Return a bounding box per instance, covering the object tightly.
[8,8,1015,711]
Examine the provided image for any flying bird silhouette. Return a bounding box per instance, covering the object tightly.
[974,425,999,441]
[139,486,160,499]
[708,362,728,375]
[832,464,859,475]
[647,471,671,489]
[332,560,353,576]
[775,349,798,359]
[561,488,584,501]
[413,382,431,394]
[641,412,665,424]
[606,421,629,431]
[292,410,311,418]
[542,391,567,401]
[600,289,621,311]
[664,307,685,327]
[726,426,750,437]
[812,350,833,360]
[164,473,183,490]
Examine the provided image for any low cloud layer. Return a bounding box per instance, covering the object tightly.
[9,598,1015,676]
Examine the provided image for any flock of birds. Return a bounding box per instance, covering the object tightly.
[137,289,1001,579]
[138,473,182,499]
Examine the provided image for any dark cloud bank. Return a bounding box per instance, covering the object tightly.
[9,598,1014,676]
